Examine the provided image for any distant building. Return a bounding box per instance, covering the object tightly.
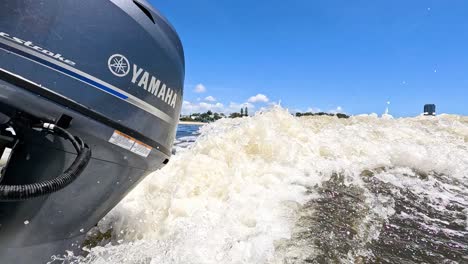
[423,104,436,116]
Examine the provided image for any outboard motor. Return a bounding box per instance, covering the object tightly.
[0,0,184,262]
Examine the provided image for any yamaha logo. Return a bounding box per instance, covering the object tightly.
[107,53,179,108]
[108,54,130,77]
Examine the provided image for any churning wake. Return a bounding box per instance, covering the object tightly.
[55,107,468,264]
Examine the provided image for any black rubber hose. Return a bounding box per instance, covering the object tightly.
[0,123,91,201]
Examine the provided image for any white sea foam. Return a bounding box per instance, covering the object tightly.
[75,107,467,264]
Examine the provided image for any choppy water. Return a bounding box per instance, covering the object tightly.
[55,108,468,264]
[173,124,202,153]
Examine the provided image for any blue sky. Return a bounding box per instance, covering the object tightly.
[152,0,468,117]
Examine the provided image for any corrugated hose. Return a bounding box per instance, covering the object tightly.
[0,123,91,201]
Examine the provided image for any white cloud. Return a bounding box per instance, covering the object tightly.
[181,100,255,115]
[194,83,206,93]
[306,107,321,113]
[328,106,344,114]
[204,96,217,102]
[247,94,269,103]
[182,100,224,115]
[228,102,254,112]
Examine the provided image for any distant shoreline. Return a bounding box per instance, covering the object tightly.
[179,121,206,126]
